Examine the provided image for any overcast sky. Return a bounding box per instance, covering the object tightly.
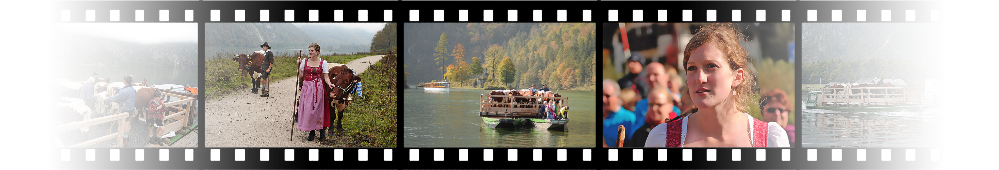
[53,23,198,44]
[292,23,386,33]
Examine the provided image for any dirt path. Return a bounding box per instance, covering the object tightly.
[206,55,384,147]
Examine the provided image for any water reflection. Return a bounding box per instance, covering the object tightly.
[803,108,937,147]
[404,88,594,147]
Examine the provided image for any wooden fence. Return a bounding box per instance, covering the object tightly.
[56,86,197,147]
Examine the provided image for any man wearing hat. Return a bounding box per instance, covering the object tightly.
[107,75,137,146]
[260,42,275,97]
[617,52,648,98]
[146,91,166,146]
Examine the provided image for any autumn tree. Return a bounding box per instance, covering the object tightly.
[447,43,471,85]
[471,57,483,76]
[482,44,505,80]
[433,32,449,80]
[499,57,516,85]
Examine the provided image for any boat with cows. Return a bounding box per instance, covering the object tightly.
[479,89,568,130]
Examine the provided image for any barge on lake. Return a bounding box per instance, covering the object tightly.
[479,90,568,130]
[806,78,924,111]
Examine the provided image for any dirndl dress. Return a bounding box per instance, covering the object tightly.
[297,58,329,131]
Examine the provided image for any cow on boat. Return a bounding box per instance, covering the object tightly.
[55,101,91,141]
[58,82,83,97]
[232,52,266,93]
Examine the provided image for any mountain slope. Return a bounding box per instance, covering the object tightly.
[803,23,941,63]
[206,23,315,49]
[46,27,198,68]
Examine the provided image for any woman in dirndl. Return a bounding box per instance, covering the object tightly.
[298,43,334,141]
[645,23,789,147]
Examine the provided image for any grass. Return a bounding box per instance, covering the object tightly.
[320,53,397,147]
[205,52,374,99]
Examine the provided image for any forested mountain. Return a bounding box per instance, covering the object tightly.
[207,23,385,54]
[405,23,596,90]
[206,23,315,49]
[370,23,397,52]
[803,23,941,63]
[296,24,374,52]
[47,27,198,68]
[802,23,942,84]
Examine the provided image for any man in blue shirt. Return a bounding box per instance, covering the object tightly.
[107,75,137,146]
[603,80,642,147]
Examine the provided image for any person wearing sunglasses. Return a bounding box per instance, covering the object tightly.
[760,89,789,128]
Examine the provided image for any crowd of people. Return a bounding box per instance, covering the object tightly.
[603,23,791,147]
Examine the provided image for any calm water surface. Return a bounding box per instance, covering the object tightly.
[404,88,595,147]
[802,108,938,147]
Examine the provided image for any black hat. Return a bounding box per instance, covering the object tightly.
[627,52,645,64]
[124,75,133,83]
[260,42,271,48]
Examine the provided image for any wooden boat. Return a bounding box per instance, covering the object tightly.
[806,78,924,111]
[423,81,450,91]
[479,90,568,130]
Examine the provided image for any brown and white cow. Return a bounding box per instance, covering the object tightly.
[232,52,266,92]
[55,99,91,140]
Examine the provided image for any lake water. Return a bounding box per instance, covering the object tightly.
[47,63,200,87]
[404,88,596,147]
[802,108,938,147]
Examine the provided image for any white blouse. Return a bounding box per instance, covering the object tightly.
[644,113,790,147]
[299,58,329,74]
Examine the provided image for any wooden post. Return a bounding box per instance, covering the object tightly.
[617,125,625,147]
[117,111,126,147]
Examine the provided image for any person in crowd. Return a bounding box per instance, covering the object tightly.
[645,23,789,147]
[635,62,673,127]
[760,89,789,127]
[147,91,166,146]
[541,84,551,91]
[620,89,639,111]
[630,87,675,147]
[618,53,648,98]
[603,79,642,147]
[107,75,137,146]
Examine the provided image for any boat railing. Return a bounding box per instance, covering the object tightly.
[816,87,922,106]
[479,94,569,112]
